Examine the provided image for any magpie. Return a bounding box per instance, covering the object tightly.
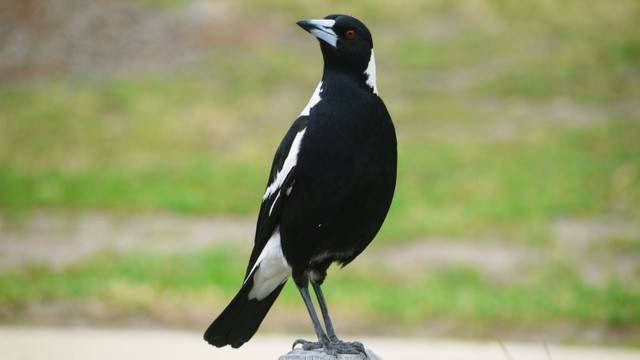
[203,14,397,356]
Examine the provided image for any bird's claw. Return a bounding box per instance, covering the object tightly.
[328,338,366,355]
[292,337,366,356]
[292,338,324,351]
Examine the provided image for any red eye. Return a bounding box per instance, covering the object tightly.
[345,29,357,40]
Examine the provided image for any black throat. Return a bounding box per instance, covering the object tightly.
[320,45,376,95]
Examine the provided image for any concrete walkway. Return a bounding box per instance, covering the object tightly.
[1,326,639,360]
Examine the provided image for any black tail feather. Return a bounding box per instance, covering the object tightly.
[203,272,286,348]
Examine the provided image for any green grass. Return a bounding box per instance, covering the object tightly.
[0,161,265,214]
[1,249,638,330]
[1,72,638,241]
[1,38,639,242]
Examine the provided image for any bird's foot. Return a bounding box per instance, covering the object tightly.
[293,336,366,357]
[327,336,366,355]
[292,337,325,351]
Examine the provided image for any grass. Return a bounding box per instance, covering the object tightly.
[1,249,638,331]
[387,119,640,241]
[1,43,639,242]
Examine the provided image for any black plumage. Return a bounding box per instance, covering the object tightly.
[204,14,396,355]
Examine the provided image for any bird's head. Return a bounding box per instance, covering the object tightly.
[297,14,376,92]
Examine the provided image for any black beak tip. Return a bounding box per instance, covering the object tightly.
[296,19,311,31]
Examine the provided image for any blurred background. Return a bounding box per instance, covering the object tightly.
[1,0,639,351]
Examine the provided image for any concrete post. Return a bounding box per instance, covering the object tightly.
[279,348,381,360]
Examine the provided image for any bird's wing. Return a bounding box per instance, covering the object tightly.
[244,119,308,279]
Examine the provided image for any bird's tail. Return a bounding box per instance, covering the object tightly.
[203,269,286,348]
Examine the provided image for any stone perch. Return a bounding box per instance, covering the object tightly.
[279,348,382,360]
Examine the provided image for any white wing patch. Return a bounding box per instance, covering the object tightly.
[263,128,307,200]
[300,81,323,117]
[364,49,378,95]
[247,228,291,300]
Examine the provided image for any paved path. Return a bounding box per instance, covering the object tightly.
[1,326,639,360]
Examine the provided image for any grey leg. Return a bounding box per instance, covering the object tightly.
[299,285,328,341]
[311,281,366,355]
[311,280,337,340]
[292,286,332,353]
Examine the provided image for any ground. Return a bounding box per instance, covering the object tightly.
[3,326,640,360]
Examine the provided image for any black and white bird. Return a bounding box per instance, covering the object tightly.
[204,14,397,355]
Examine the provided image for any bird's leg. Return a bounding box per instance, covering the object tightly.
[311,280,366,355]
[311,280,337,341]
[292,285,332,354]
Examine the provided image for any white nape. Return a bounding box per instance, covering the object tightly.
[364,49,378,94]
[247,228,291,300]
[300,81,323,117]
[263,128,307,200]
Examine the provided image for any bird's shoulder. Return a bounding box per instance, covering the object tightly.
[302,83,392,150]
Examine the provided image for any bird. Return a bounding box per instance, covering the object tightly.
[203,14,397,356]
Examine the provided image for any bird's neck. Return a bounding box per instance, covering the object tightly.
[321,50,378,95]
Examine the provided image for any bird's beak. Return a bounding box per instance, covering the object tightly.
[296,19,337,48]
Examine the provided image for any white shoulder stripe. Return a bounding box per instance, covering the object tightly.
[268,191,280,216]
[365,49,378,94]
[263,128,307,200]
[300,81,323,117]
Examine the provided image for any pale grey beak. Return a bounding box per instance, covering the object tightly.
[296,19,337,48]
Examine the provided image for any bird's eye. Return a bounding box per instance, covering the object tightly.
[344,29,357,40]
